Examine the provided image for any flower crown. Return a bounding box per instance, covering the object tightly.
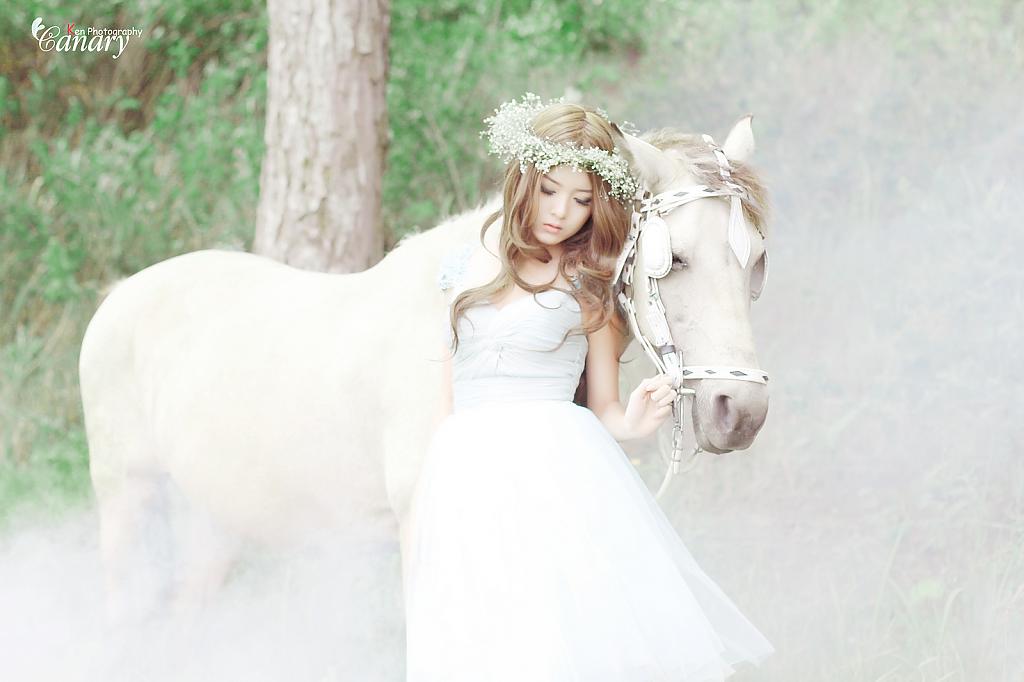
[480,92,641,204]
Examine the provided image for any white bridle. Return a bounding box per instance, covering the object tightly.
[611,134,770,499]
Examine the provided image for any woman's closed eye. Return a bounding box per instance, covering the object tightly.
[541,186,591,206]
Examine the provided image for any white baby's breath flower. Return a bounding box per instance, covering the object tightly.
[480,93,641,203]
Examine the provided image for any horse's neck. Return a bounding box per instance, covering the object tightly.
[430,197,502,254]
[374,197,501,286]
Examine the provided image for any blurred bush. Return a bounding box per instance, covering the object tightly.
[0,0,670,521]
[385,0,665,237]
[2,0,1018,522]
[1,0,269,520]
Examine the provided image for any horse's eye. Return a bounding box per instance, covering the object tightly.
[671,255,688,270]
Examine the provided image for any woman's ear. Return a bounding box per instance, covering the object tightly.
[610,124,677,193]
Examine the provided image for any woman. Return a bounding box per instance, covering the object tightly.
[405,94,773,681]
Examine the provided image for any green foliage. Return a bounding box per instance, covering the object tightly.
[1,0,1020,524]
[1,2,1021,676]
[385,0,670,235]
[0,0,267,518]
[0,0,676,517]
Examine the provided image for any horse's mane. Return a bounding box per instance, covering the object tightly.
[641,129,771,236]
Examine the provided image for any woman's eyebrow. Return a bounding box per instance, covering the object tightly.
[544,176,593,193]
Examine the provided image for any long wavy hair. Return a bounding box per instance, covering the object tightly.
[446,102,631,359]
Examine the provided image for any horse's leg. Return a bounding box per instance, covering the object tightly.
[96,473,173,627]
[81,277,177,626]
[398,512,416,600]
[168,498,240,619]
[384,427,426,606]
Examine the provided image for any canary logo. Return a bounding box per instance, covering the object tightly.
[31,17,142,60]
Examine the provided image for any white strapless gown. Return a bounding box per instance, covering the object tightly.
[405,244,774,681]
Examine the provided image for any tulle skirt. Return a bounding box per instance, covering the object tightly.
[404,399,773,682]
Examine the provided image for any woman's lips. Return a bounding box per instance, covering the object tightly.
[542,223,562,233]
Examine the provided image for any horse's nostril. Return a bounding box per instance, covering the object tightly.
[713,394,739,432]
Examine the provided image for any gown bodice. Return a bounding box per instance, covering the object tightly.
[437,241,588,412]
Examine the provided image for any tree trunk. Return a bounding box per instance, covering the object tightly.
[254,0,389,273]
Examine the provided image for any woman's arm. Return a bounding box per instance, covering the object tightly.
[585,308,676,441]
[585,313,639,441]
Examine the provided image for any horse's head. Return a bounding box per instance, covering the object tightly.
[613,119,770,455]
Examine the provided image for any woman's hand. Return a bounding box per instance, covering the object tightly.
[622,373,678,440]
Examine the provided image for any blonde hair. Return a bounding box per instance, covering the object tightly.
[446,102,631,359]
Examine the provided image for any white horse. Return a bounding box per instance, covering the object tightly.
[78,118,769,622]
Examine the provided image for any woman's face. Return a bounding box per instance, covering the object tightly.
[532,165,594,250]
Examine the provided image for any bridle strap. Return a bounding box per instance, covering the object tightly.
[681,366,769,384]
[611,185,765,290]
[642,184,750,216]
[614,186,770,390]
[612,134,770,499]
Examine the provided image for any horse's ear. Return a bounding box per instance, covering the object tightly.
[611,124,676,193]
[722,115,756,163]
